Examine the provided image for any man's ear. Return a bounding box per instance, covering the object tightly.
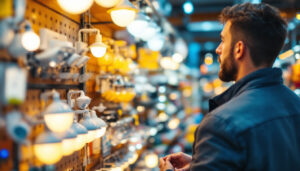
[234,41,245,60]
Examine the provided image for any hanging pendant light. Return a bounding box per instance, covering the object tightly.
[57,0,94,14]
[95,0,120,8]
[107,0,138,27]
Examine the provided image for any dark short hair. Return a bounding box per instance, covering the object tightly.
[220,3,287,67]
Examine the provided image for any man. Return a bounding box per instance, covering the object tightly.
[159,2,300,171]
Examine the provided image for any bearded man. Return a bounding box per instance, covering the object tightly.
[160,3,300,171]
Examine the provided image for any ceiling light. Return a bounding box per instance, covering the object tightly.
[95,0,120,8]
[108,0,138,27]
[57,0,94,14]
[41,90,74,133]
[34,131,63,165]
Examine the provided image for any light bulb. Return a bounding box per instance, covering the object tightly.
[71,122,88,150]
[90,45,107,57]
[168,118,180,130]
[44,112,74,133]
[140,23,160,41]
[95,0,120,8]
[110,9,136,27]
[145,153,158,168]
[21,30,40,51]
[57,0,94,14]
[58,129,77,156]
[34,132,63,165]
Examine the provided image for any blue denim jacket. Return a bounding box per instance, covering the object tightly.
[191,68,300,171]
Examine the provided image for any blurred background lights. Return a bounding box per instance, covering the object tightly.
[0,149,9,159]
[204,53,213,65]
[95,0,120,8]
[21,30,40,51]
[183,1,194,15]
[147,34,165,51]
[145,153,158,168]
[127,14,150,38]
[172,53,184,63]
[168,118,180,130]
[57,0,94,14]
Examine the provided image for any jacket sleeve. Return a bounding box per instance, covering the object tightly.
[190,115,245,171]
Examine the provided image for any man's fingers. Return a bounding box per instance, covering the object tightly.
[159,157,165,169]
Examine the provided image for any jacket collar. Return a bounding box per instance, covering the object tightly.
[209,67,283,112]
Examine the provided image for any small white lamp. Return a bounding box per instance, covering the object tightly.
[58,128,77,156]
[34,131,63,165]
[41,90,74,133]
[95,0,120,8]
[79,111,98,143]
[71,120,88,150]
[90,110,107,138]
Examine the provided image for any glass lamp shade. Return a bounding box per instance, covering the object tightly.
[90,42,107,58]
[80,114,98,143]
[95,0,120,8]
[71,122,88,150]
[21,30,40,51]
[108,0,138,27]
[57,0,94,14]
[91,111,107,138]
[58,128,77,156]
[110,9,136,27]
[34,132,63,165]
[43,93,74,133]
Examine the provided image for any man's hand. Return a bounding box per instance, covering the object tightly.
[161,152,192,171]
[159,156,174,171]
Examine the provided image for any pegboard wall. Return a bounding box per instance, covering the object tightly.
[0,0,117,170]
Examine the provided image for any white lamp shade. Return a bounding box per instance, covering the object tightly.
[34,132,63,165]
[44,112,74,133]
[110,9,136,27]
[95,0,120,8]
[57,0,94,14]
[90,44,107,57]
[62,137,77,156]
[140,24,160,41]
[96,127,106,138]
[71,122,88,150]
[80,115,98,143]
[21,31,40,51]
[75,134,87,150]
[43,97,74,133]
[86,129,97,142]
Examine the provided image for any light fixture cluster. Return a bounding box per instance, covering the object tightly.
[57,0,138,27]
[33,90,107,165]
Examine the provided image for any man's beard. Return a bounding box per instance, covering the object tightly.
[218,45,238,82]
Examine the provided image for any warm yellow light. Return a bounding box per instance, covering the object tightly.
[34,143,63,165]
[110,9,137,27]
[62,137,76,156]
[158,112,169,122]
[145,153,158,168]
[160,57,180,70]
[214,86,225,95]
[97,52,113,66]
[57,0,94,14]
[75,134,87,150]
[204,55,213,65]
[90,42,107,58]
[111,167,122,171]
[297,13,300,20]
[86,130,97,143]
[96,127,106,138]
[128,153,138,164]
[21,31,40,51]
[95,0,120,8]
[279,49,294,60]
[203,83,213,93]
[44,112,74,133]
[172,53,184,63]
[168,118,180,130]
